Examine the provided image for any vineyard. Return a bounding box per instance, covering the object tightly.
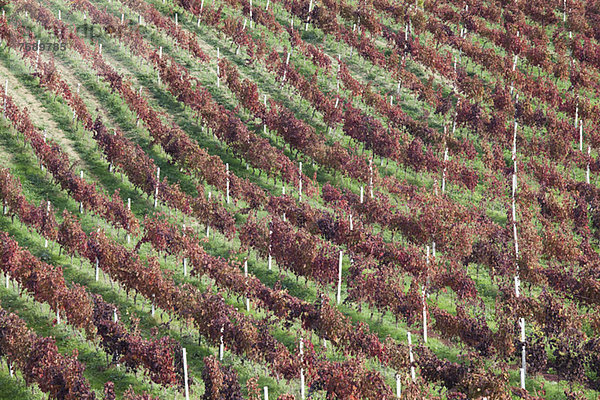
[0,0,597,398]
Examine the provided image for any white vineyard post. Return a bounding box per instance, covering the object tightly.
[36,40,40,68]
[265,0,269,10]
[299,338,305,399]
[575,104,578,128]
[206,191,211,237]
[264,386,269,400]
[249,0,253,29]
[442,147,448,194]
[298,162,303,201]
[79,171,84,213]
[579,121,583,152]
[41,131,47,172]
[5,273,8,289]
[58,10,61,20]
[305,0,313,30]
[45,201,50,248]
[135,88,144,125]
[349,214,353,231]
[77,83,80,94]
[587,146,591,184]
[219,326,224,360]
[95,258,99,282]
[182,348,190,400]
[127,198,131,244]
[282,185,286,221]
[99,43,102,55]
[452,114,457,137]
[512,120,518,160]
[268,228,272,271]
[422,287,427,344]
[175,13,178,27]
[369,158,374,198]
[513,146,525,389]
[336,58,341,93]
[56,306,60,325]
[216,47,220,87]
[263,95,267,134]
[226,163,230,204]
[183,224,188,276]
[520,318,526,389]
[159,46,162,59]
[244,258,249,315]
[154,167,160,208]
[408,332,416,382]
[336,250,343,305]
[121,13,124,24]
[282,52,291,82]
[512,204,517,255]
[3,79,8,119]
[396,374,401,397]
[151,294,155,317]
[360,186,364,203]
